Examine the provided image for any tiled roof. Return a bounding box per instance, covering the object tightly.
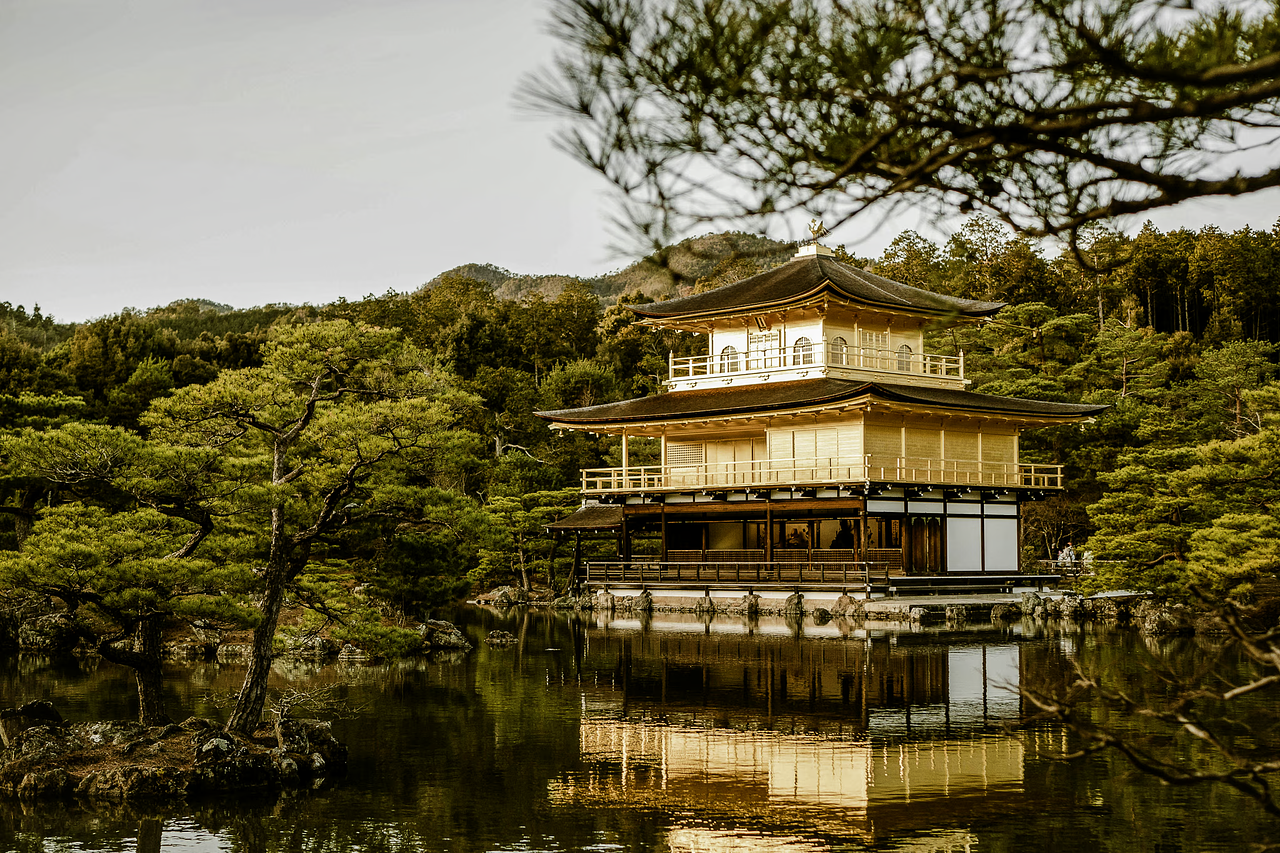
[537,378,1107,425]
[545,503,624,530]
[629,254,1004,320]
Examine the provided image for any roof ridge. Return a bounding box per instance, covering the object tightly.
[629,253,1003,321]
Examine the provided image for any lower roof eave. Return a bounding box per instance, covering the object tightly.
[587,482,1058,504]
[538,378,1109,433]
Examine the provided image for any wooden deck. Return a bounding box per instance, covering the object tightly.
[584,554,1058,595]
[581,456,1064,494]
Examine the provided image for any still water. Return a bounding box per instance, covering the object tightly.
[0,607,1275,852]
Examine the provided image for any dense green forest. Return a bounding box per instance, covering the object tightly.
[2,217,1279,656]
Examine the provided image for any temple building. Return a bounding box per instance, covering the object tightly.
[538,242,1105,597]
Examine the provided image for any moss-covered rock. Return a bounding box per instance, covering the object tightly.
[0,707,347,804]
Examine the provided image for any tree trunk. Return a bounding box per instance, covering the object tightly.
[136,818,163,853]
[225,557,289,735]
[97,614,171,727]
[0,484,43,550]
[517,535,531,591]
[546,536,560,592]
[133,615,170,727]
[227,441,299,736]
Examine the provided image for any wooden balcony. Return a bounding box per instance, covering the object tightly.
[583,553,1059,594]
[581,455,1063,494]
[587,551,893,589]
[667,340,964,389]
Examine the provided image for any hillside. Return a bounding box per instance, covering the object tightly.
[424,231,795,305]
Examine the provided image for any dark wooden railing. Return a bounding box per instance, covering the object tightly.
[584,555,895,589]
[582,548,1060,594]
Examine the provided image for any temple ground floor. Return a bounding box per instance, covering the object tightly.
[550,487,1060,598]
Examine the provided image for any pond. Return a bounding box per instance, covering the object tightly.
[1,607,1275,852]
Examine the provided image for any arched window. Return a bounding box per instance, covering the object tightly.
[896,343,913,372]
[719,345,740,373]
[830,336,848,365]
[792,336,813,365]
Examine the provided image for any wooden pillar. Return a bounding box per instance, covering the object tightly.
[933,517,943,572]
[903,516,913,575]
[980,504,987,573]
[660,505,668,562]
[765,501,774,562]
[862,507,873,581]
[940,511,949,573]
[1016,500,1023,572]
[572,531,583,584]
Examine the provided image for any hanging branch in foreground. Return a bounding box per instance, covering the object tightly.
[527,0,1280,255]
[1022,595,1280,816]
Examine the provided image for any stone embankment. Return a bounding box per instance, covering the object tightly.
[510,587,1228,636]
[0,701,347,803]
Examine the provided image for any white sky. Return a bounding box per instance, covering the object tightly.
[2,0,1278,323]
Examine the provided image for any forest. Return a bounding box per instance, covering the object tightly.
[2,217,1279,665]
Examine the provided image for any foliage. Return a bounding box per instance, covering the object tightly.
[0,503,256,724]
[1023,596,1280,816]
[528,0,1280,250]
[361,490,495,619]
[140,319,486,732]
[1087,382,1280,595]
[0,504,248,623]
[478,489,582,593]
[282,562,431,658]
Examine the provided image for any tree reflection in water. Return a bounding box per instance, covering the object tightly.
[0,608,1275,852]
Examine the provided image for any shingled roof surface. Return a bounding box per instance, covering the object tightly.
[537,379,1108,424]
[629,254,1005,320]
[545,503,624,530]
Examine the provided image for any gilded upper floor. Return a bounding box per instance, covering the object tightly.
[633,244,1003,391]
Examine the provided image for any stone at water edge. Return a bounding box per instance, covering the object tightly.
[337,643,369,662]
[17,614,78,655]
[989,603,1020,622]
[420,620,472,650]
[484,630,518,646]
[489,586,530,608]
[0,705,353,802]
[272,718,348,779]
[0,701,64,749]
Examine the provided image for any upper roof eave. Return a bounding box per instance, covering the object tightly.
[628,255,1005,323]
[535,378,1109,428]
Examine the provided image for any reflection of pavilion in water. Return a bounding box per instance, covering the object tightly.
[551,718,1036,848]
[550,720,1028,850]
[552,617,1061,847]
[568,719,1025,808]
[580,614,1027,736]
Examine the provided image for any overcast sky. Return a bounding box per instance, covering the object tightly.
[3,0,1278,324]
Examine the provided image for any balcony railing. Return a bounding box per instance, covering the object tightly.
[581,455,1063,493]
[584,555,897,589]
[580,559,1057,590]
[668,341,964,383]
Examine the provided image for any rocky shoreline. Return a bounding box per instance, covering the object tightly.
[478,585,1249,636]
[0,701,346,803]
[0,613,473,804]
